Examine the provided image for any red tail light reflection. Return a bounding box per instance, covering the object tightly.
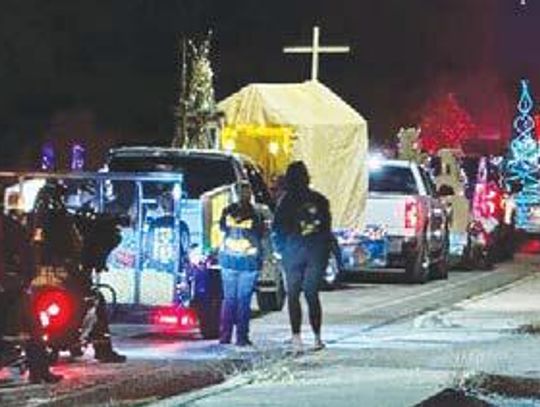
[405,199,420,230]
[33,288,75,337]
[151,307,199,332]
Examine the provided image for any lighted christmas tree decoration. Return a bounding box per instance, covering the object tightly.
[418,93,475,154]
[504,79,540,228]
[172,31,223,150]
[396,127,422,162]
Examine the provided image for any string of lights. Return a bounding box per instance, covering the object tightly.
[504,79,540,228]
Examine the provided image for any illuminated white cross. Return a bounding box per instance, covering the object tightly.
[283,26,350,81]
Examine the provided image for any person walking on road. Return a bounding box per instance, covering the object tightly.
[218,181,264,346]
[273,161,331,353]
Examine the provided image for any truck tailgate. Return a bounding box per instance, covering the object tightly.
[365,193,410,236]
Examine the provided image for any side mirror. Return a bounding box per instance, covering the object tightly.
[438,184,455,198]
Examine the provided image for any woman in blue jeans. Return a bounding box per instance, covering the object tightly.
[218,182,264,346]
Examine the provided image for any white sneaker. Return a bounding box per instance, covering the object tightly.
[290,335,303,355]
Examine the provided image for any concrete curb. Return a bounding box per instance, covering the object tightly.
[467,373,540,400]
[150,375,252,407]
[1,347,291,407]
[0,359,248,407]
[43,362,226,407]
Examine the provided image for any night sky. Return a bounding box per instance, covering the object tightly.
[0,0,538,168]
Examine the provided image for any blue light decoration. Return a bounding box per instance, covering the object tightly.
[41,142,55,171]
[71,143,86,171]
[504,79,540,228]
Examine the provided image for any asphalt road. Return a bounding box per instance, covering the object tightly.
[108,258,536,361]
[2,253,538,406]
[147,255,540,407]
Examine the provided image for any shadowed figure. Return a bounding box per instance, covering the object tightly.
[273,161,331,352]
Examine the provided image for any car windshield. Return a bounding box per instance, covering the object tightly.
[108,155,237,198]
[369,165,418,194]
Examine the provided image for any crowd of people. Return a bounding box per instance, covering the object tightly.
[0,159,329,385]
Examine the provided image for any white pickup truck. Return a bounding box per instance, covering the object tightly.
[336,158,449,283]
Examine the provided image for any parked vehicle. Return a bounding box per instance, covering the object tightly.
[336,158,449,283]
[1,171,200,338]
[106,147,285,315]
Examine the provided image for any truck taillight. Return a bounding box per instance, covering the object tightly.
[151,307,199,332]
[405,199,419,230]
[485,187,502,218]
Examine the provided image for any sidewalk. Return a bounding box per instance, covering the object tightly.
[0,333,291,407]
[154,265,540,407]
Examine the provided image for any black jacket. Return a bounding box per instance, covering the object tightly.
[273,188,331,252]
[0,214,35,293]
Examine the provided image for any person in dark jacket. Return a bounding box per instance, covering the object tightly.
[31,181,126,363]
[218,181,264,346]
[273,161,331,352]
[0,212,63,384]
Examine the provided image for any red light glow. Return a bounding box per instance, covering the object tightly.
[474,182,503,219]
[32,287,75,337]
[405,199,420,230]
[419,93,476,154]
[47,303,61,317]
[158,314,179,325]
[151,307,199,332]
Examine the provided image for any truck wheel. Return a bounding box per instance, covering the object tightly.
[430,238,449,280]
[476,247,494,271]
[195,270,222,340]
[501,220,516,261]
[406,239,429,284]
[257,277,285,312]
[197,298,221,339]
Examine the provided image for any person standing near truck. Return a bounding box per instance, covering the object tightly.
[0,212,63,384]
[218,181,264,346]
[273,161,331,353]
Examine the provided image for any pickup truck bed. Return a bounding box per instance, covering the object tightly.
[337,159,448,283]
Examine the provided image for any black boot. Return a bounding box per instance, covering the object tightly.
[95,349,127,363]
[29,371,63,384]
[69,345,84,359]
[94,340,126,363]
[26,342,63,384]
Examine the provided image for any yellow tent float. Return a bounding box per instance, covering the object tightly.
[218,81,368,229]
